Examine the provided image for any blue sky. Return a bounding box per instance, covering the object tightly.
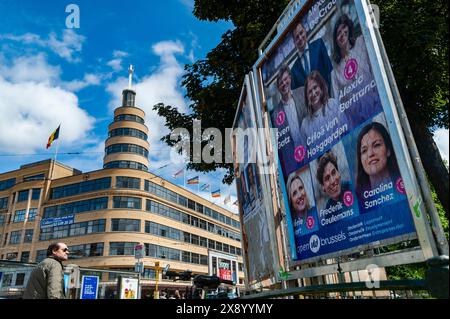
[0,0,448,214]
[0,0,240,212]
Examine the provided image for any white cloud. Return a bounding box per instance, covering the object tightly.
[0,29,85,63]
[434,128,449,162]
[0,56,96,155]
[113,50,128,58]
[0,54,61,84]
[178,0,194,11]
[107,59,123,72]
[62,73,102,92]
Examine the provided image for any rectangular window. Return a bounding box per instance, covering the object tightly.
[31,189,41,201]
[10,230,22,244]
[109,242,138,256]
[0,197,8,210]
[17,190,29,202]
[111,219,141,232]
[51,177,111,199]
[43,197,108,219]
[0,178,15,191]
[13,209,26,223]
[15,273,26,286]
[116,176,141,189]
[113,196,142,210]
[20,251,30,263]
[24,229,33,243]
[188,199,196,210]
[28,208,37,221]
[23,173,45,181]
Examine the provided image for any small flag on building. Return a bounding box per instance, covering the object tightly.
[224,195,231,205]
[46,125,60,149]
[187,176,199,185]
[200,183,210,191]
[211,189,221,198]
[172,168,184,178]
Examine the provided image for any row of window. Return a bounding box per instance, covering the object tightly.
[0,197,8,210]
[114,114,145,124]
[145,221,241,256]
[39,219,106,241]
[146,199,240,242]
[23,173,45,181]
[0,178,15,191]
[115,176,141,189]
[43,197,108,219]
[9,229,34,244]
[51,177,111,199]
[16,189,41,202]
[104,161,148,171]
[36,242,104,262]
[13,208,37,223]
[105,143,148,157]
[108,128,147,141]
[145,180,240,229]
[42,197,239,242]
[46,176,239,231]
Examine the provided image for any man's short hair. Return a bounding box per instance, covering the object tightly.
[46,243,61,257]
[276,64,292,87]
[316,151,338,185]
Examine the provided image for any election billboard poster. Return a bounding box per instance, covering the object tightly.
[253,0,420,264]
[232,74,279,284]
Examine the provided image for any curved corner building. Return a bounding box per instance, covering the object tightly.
[0,80,244,298]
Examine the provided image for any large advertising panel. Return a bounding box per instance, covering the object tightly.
[255,0,417,263]
[232,75,278,284]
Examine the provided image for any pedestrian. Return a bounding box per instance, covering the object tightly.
[23,242,70,299]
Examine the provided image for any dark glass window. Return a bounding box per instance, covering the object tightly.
[105,144,148,157]
[113,196,142,210]
[69,243,104,259]
[10,230,22,244]
[109,242,138,256]
[109,128,147,140]
[24,229,33,243]
[116,176,141,189]
[111,219,141,232]
[20,251,30,263]
[0,197,8,210]
[31,189,41,200]
[0,178,15,191]
[104,161,147,171]
[23,174,45,181]
[43,197,108,218]
[114,114,145,124]
[13,210,26,223]
[17,190,29,202]
[51,178,111,199]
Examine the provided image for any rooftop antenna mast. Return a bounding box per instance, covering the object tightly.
[128,64,134,89]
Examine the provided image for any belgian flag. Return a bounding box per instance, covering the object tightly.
[46,125,60,149]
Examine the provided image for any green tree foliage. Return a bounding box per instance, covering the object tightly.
[153,0,449,215]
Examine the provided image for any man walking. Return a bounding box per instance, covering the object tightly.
[23,242,70,299]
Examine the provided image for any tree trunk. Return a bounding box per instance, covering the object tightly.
[409,119,449,220]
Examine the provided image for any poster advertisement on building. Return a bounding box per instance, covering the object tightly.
[119,277,138,299]
[232,75,278,284]
[80,275,99,299]
[254,0,420,263]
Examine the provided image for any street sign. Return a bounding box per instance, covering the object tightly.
[134,262,144,274]
[134,244,144,259]
[80,276,99,299]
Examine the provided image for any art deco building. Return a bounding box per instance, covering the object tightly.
[0,72,244,298]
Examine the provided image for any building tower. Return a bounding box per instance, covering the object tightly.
[103,65,150,171]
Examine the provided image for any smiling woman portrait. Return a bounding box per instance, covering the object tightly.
[286,171,318,239]
[355,122,401,196]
